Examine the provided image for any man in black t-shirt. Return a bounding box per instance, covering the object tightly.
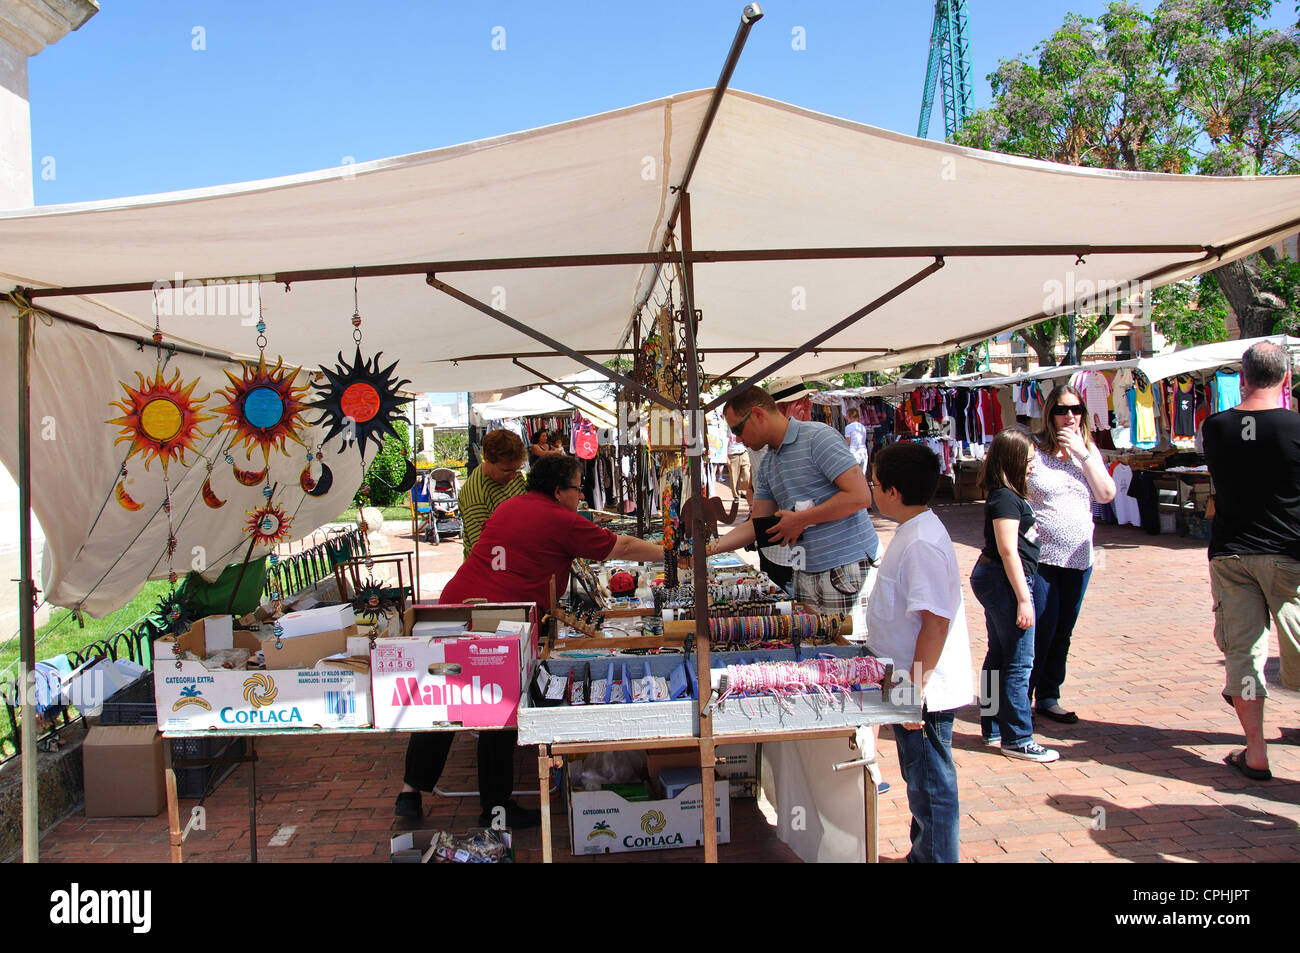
[1202,342,1300,783]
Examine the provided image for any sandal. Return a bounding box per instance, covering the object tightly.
[1223,750,1272,782]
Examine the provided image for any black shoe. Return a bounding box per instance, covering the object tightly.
[479,800,541,830]
[1036,705,1079,725]
[394,791,423,819]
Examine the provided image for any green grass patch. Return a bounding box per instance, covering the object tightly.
[335,506,415,525]
[0,579,174,758]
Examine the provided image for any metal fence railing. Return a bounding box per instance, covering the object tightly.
[0,526,368,764]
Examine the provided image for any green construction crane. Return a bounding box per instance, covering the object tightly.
[918,0,972,140]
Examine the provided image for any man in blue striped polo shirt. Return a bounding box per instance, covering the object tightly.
[708,387,879,628]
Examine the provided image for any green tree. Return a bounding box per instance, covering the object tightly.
[1150,273,1231,345]
[956,0,1300,338]
[354,420,409,508]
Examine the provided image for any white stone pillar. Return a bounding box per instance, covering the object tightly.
[0,0,99,208]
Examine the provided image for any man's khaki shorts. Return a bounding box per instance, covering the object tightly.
[727,453,751,494]
[1209,553,1300,697]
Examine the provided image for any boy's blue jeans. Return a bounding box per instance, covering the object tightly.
[891,710,959,863]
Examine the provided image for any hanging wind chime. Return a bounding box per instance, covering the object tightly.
[106,293,215,590]
[308,274,412,461]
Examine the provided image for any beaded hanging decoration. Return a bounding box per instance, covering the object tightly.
[717,655,888,713]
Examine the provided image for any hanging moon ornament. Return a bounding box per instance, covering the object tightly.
[233,464,268,486]
[114,480,143,511]
[396,458,417,493]
[301,461,334,497]
[201,475,227,509]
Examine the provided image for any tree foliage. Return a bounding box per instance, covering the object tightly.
[956,0,1300,340]
[354,419,410,508]
[1151,273,1231,345]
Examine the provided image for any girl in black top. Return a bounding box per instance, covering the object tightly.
[969,429,1059,763]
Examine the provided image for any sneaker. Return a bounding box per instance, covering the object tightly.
[1002,741,1060,763]
[982,735,1002,747]
[479,800,542,830]
[393,790,423,818]
[876,781,891,795]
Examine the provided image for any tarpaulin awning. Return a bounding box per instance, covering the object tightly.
[6,87,1300,612]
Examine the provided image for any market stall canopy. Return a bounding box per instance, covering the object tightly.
[977,334,1300,388]
[471,371,619,427]
[6,89,1300,395]
[6,88,1300,614]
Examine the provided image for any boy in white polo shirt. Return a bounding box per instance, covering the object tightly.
[866,442,974,863]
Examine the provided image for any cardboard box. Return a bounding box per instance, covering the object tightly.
[258,624,358,670]
[371,633,525,730]
[569,776,730,855]
[370,603,537,731]
[154,616,371,730]
[82,725,165,817]
[645,744,757,798]
[277,603,356,639]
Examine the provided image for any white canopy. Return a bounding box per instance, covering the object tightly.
[977,334,1300,388]
[6,87,1300,613]
[5,89,1300,392]
[471,371,619,427]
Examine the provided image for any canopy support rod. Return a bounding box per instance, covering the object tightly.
[444,346,887,362]
[16,302,38,862]
[626,2,763,353]
[22,243,1222,301]
[707,351,761,386]
[936,250,1223,356]
[511,359,620,422]
[705,257,947,411]
[427,275,679,411]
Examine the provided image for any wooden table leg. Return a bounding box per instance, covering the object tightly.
[537,745,554,864]
[864,760,879,864]
[164,740,182,864]
[248,736,258,864]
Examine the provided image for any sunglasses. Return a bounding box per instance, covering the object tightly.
[729,408,753,438]
[1051,405,1085,417]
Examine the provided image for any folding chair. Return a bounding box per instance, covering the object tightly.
[409,469,434,542]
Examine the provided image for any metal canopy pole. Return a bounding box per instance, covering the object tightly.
[677,191,721,864]
[427,276,680,412]
[511,359,620,423]
[16,305,38,862]
[705,258,946,411]
[626,1,765,340]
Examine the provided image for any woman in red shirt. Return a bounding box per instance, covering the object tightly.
[396,456,663,827]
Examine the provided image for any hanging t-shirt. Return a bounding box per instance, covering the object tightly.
[1071,370,1112,432]
[1172,376,1198,439]
[1112,369,1135,427]
[1130,380,1158,449]
[1215,370,1241,412]
[1109,463,1141,527]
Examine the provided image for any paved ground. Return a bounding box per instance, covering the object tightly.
[35,497,1300,863]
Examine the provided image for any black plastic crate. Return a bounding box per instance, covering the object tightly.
[99,671,156,726]
[98,672,243,798]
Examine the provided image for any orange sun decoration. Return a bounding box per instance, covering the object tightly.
[107,368,214,472]
[245,502,293,547]
[214,354,311,462]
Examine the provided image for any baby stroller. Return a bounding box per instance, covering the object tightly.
[414,467,463,544]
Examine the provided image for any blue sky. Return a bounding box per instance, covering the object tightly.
[28,1,1298,204]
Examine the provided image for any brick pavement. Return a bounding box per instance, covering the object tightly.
[36,500,1300,862]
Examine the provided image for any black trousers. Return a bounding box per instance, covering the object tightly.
[403,730,518,813]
